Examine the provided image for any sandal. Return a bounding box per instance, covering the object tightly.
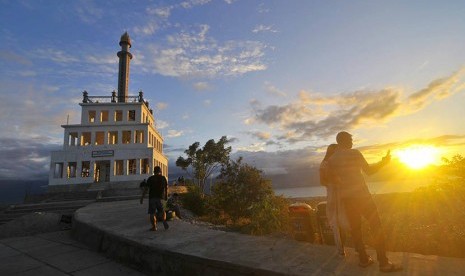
[379,262,403,272]
[359,257,374,268]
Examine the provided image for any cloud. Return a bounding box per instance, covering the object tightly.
[146,6,172,18]
[232,147,321,187]
[156,102,168,110]
[257,3,270,13]
[180,0,212,9]
[252,25,278,33]
[143,25,268,78]
[156,120,169,129]
[203,99,211,106]
[0,137,60,180]
[35,48,79,63]
[236,142,266,152]
[246,130,271,141]
[193,81,212,91]
[0,82,78,141]
[74,0,103,24]
[249,70,465,144]
[264,81,287,97]
[167,130,184,137]
[133,21,159,36]
[406,69,465,112]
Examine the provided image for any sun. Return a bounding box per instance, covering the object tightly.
[396,145,440,170]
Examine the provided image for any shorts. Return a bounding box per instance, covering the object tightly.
[148,198,164,215]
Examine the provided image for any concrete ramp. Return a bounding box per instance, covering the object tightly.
[72,200,465,275]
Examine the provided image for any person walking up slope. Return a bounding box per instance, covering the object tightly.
[140,166,169,231]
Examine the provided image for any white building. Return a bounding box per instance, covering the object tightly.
[48,32,168,191]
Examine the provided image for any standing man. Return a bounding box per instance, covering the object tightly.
[328,131,402,272]
[140,166,169,231]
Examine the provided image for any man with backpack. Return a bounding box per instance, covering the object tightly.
[140,166,169,231]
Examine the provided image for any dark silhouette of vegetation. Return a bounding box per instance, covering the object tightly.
[441,154,465,180]
[176,136,231,193]
[209,158,290,235]
[177,137,290,235]
[180,185,207,216]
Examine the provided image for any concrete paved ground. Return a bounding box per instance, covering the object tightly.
[0,230,144,275]
[72,199,465,275]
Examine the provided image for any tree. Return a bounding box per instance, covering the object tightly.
[210,158,289,234]
[442,154,465,180]
[176,136,231,193]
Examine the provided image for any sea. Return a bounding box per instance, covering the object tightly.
[274,179,433,198]
[0,178,434,206]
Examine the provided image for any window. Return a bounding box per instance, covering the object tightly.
[115,110,123,121]
[81,161,90,177]
[69,132,78,146]
[122,131,131,144]
[54,163,63,178]
[141,158,149,174]
[128,110,135,121]
[81,132,91,146]
[135,130,144,143]
[67,162,77,178]
[95,131,104,145]
[108,131,118,144]
[88,111,96,123]
[114,160,124,175]
[128,159,136,174]
[100,110,109,122]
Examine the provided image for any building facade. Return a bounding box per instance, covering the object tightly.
[48,32,168,191]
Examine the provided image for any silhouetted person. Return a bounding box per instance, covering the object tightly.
[140,166,169,231]
[328,131,402,272]
[320,143,346,255]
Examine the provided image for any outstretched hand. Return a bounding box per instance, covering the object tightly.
[382,150,391,164]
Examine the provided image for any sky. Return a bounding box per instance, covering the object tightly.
[1,0,465,186]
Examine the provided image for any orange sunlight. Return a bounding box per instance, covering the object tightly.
[395,145,440,170]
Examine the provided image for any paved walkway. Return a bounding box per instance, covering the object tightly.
[72,199,465,275]
[0,230,144,275]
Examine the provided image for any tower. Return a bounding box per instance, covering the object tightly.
[117,32,133,103]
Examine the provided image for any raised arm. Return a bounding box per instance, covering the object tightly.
[362,150,391,175]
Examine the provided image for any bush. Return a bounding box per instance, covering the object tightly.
[181,185,207,216]
[209,158,289,234]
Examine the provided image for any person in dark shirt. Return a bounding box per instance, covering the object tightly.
[140,166,169,231]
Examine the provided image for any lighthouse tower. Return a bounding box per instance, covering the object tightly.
[48,33,168,192]
[117,32,132,103]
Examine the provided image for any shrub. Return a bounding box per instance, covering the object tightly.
[181,185,207,216]
[210,158,289,234]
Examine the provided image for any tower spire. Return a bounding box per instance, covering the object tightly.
[117,32,133,103]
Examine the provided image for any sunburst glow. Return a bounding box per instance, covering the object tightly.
[396,146,440,169]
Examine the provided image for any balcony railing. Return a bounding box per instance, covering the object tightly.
[82,90,149,108]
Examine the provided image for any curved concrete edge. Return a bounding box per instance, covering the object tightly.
[71,201,290,276]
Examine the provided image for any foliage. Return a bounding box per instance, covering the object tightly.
[180,185,207,216]
[209,158,290,235]
[176,136,231,193]
[441,154,465,180]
